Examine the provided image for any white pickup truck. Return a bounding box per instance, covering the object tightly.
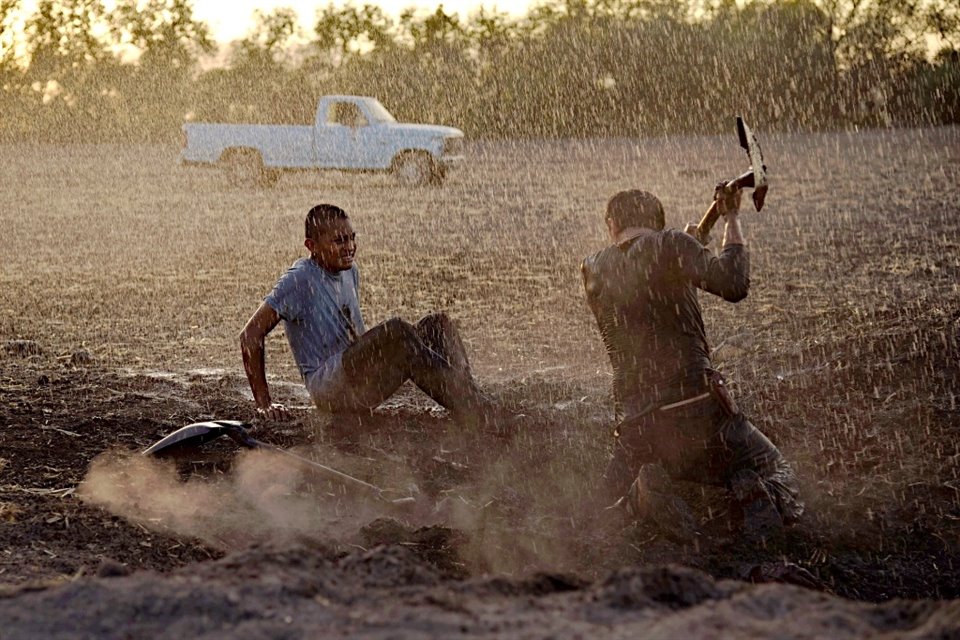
[180,95,465,187]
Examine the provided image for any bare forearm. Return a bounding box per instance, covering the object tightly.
[241,339,272,408]
[722,213,745,247]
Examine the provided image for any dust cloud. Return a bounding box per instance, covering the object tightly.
[77,448,383,550]
[76,426,611,577]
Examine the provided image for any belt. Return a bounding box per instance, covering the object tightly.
[658,392,712,412]
[612,392,713,438]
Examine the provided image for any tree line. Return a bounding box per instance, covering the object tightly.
[0,0,957,142]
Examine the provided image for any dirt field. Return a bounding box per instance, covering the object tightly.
[1,126,960,637]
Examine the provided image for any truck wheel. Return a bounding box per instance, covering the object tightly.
[221,150,277,188]
[393,153,439,187]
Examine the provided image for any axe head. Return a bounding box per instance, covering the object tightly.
[736,116,768,211]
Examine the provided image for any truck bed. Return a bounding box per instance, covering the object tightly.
[182,123,315,168]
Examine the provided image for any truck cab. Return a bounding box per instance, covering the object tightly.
[313,96,396,170]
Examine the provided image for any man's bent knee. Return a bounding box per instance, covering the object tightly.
[416,312,452,331]
[378,317,423,353]
[382,316,417,337]
[343,316,421,377]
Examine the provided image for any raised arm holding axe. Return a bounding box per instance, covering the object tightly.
[685,116,768,246]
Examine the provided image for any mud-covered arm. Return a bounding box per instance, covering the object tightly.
[670,230,750,302]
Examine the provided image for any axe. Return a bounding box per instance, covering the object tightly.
[689,116,768,245]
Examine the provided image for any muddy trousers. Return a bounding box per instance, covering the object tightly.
[329,313,492,420]
[603,404,804,524]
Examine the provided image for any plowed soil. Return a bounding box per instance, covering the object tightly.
[1,127,959,637]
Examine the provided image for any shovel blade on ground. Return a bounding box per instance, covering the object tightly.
[142,419,420,507]
[142,420,250,456]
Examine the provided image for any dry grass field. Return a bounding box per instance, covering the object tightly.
[1,126,959,636]
[2,129,957,381]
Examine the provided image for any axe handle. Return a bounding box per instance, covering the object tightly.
[693,169,756,246]
[693,199,721,246]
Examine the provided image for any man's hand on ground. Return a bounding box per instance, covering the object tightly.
[256,402,290,422]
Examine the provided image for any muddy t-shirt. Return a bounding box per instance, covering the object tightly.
[581,229,749,421]
[265,257,365,386]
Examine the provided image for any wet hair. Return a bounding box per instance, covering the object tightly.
[305,204,348,238]
[606,190,665,231]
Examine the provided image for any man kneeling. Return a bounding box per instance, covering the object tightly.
[581,189,803,541]
[240,204,495,428]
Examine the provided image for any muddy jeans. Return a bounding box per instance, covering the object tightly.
[319,313,491,421]
[603,399,803,523]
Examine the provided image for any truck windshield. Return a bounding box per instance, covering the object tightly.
[365,100,397,123]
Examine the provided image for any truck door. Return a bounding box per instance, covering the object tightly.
[314,101,366,169]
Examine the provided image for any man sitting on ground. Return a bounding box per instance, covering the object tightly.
[240,204,497,429]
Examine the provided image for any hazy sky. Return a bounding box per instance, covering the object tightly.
[192,1,537,42]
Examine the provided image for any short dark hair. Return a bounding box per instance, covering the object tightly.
[305,204,348,238]
[606,190,665,231]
